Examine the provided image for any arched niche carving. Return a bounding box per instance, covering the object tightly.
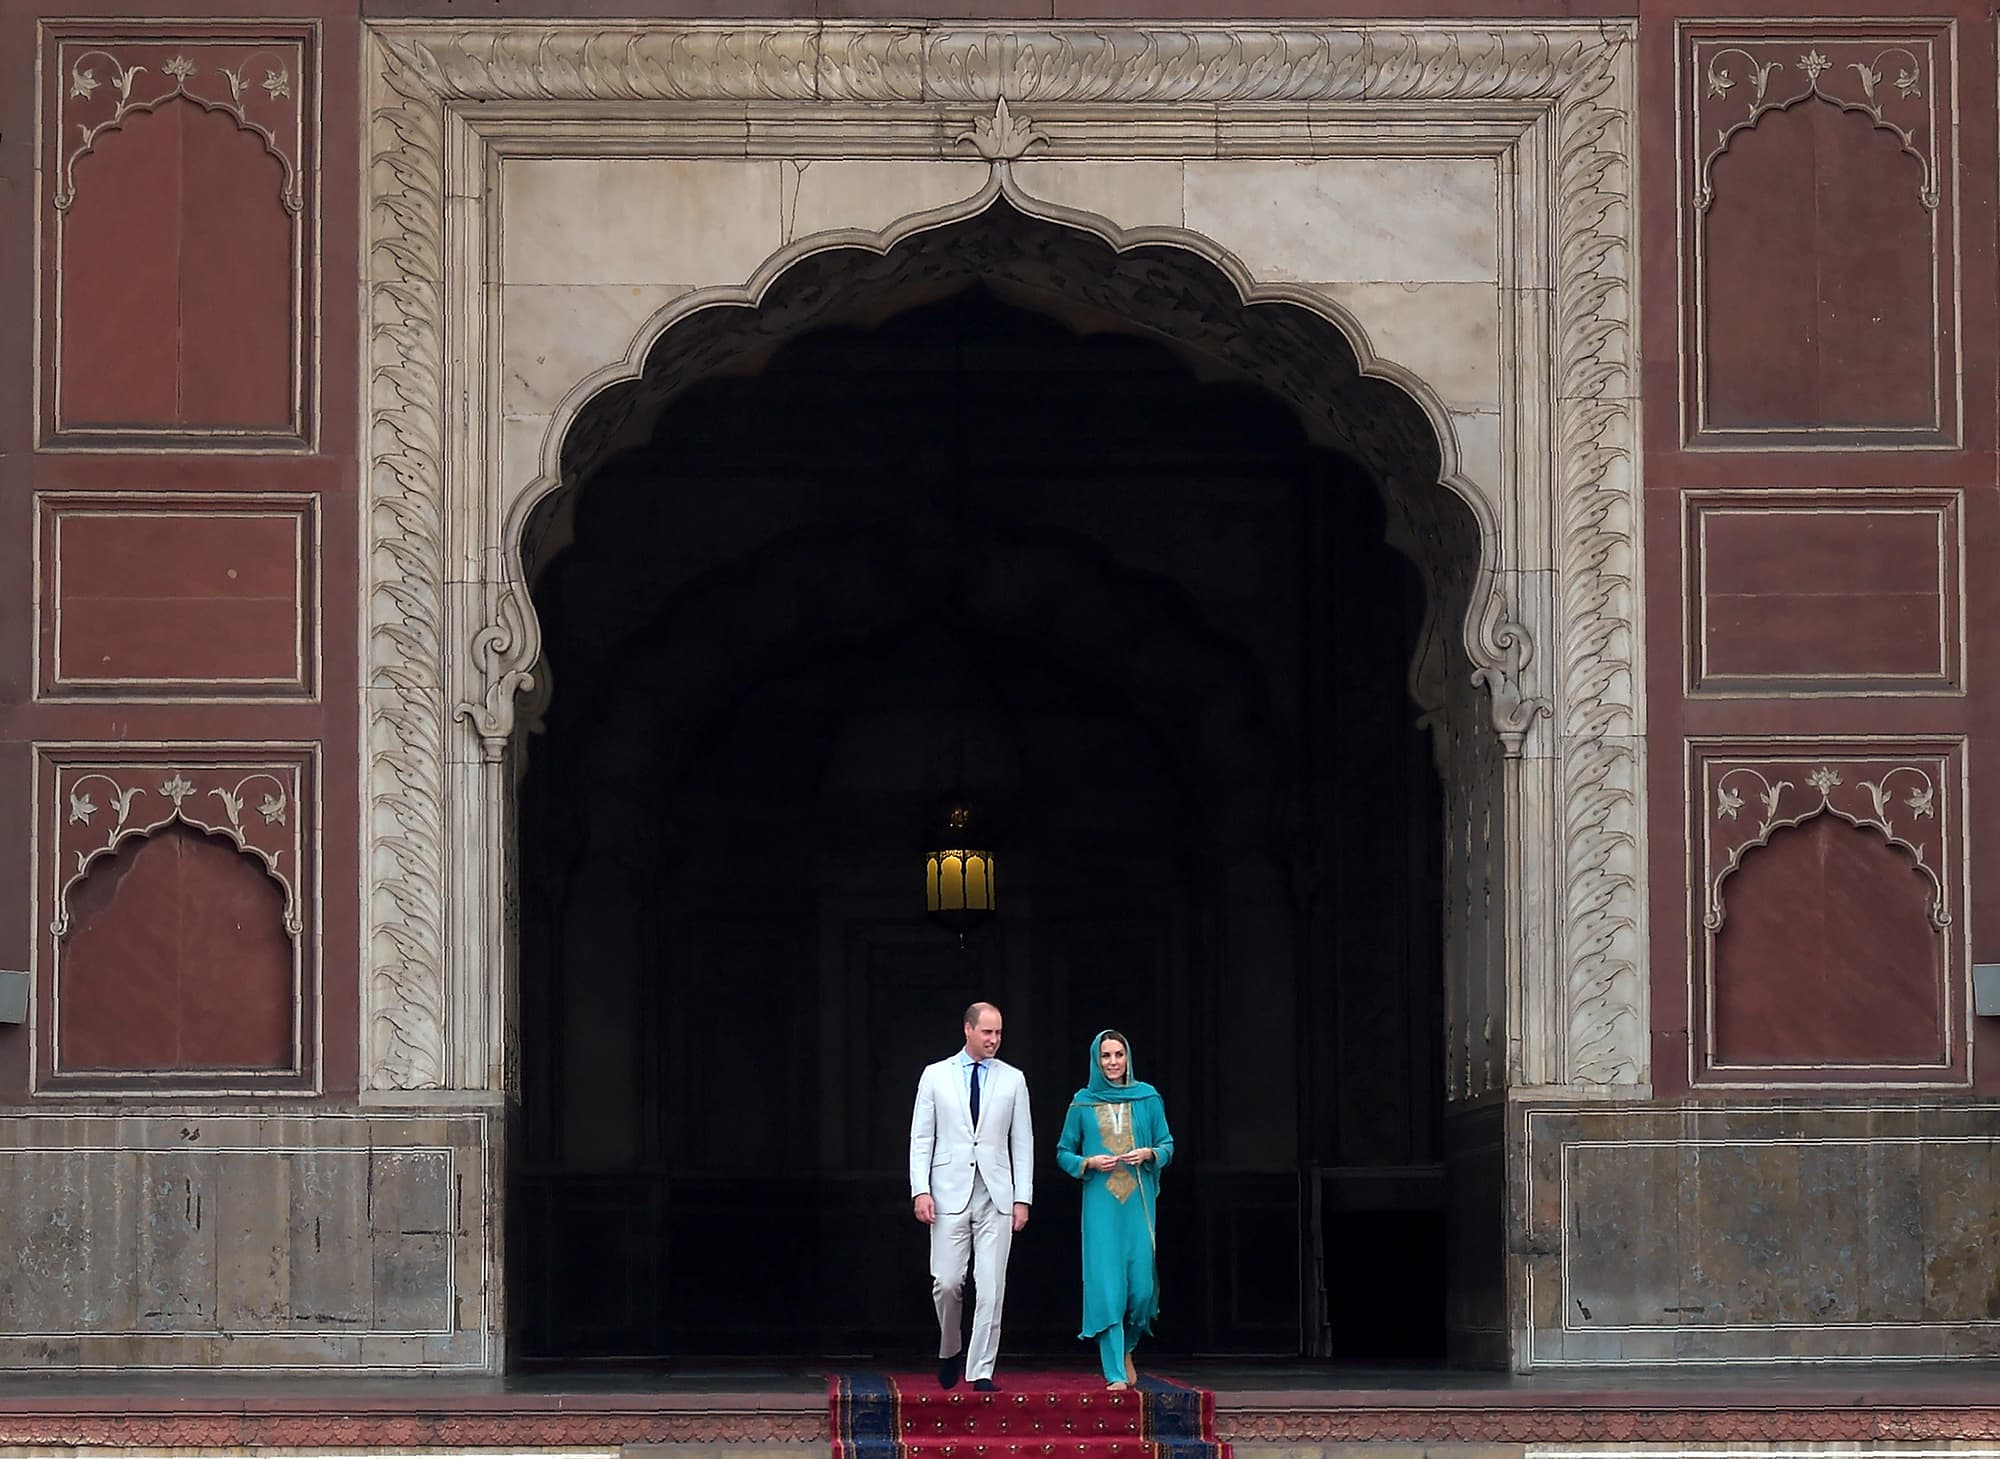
[1693,747,1965,1088]
[1681,24,1954,447]
[40,755,315,1093]
[48,32,313,443]
[361,19,1645,1100]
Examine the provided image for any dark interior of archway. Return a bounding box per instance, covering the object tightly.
[511,286,1445,1367]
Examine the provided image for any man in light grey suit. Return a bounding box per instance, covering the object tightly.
[910,1001,1034,1391]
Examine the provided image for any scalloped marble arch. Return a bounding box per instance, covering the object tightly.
[511,169,1490,550]
[362,19,1647,1105]
[484,169,1495,750]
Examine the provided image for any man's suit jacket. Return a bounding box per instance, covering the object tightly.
[910,1055,1035,1215]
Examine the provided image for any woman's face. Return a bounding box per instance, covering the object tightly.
[1098,1039,1128,1083]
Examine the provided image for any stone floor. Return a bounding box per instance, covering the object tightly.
[4,1360,2000,1447]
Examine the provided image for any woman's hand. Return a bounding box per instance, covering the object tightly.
[1085,1153,1121,1172]
[1119,1148,1154,1165]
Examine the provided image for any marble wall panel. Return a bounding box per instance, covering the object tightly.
[502,158,785,288]
[1183,159,1499,285]
[0,1114,491,1372]
[1520,1103,2000,1365]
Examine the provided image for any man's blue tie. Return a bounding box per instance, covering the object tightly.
[969,1060,982,1129]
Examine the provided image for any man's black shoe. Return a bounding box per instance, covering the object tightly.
[972,1378,999,1393]
[939,1354,963,1389]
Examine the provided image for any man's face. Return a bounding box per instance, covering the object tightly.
[964,1009,1003,1060]
[1098,1039,1127,1083]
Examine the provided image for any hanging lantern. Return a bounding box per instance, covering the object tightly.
[926,804,996,938]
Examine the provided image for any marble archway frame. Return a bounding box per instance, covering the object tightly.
[362,22,1646,1103]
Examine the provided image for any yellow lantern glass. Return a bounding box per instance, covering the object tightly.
[926,803,995,937]
[925,849,995,916]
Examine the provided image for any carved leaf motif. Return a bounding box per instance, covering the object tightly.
[210,785,244,828]
[1716,785,1743,820]
[160,773,194,805]
[163,54,196,84]
[1907,785,1935,818]
[1806,765,1842,796]
[264,68,290,100]
[1799,50,1830,83]
[1707,65,1732,98]
[68,791,96,824]
[1759,780,1789,821]
[70,66,99,100]
[955,96,1048,162]
[259,792,288,824]
[1896,67,1920,98]
[1850,62,1879,102]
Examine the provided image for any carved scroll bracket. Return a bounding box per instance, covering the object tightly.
[454,583,539,763]
[1469,585,1551,757]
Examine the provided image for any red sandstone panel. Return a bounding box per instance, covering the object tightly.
[37,749,317,1094]
[55,107,182,428]
[39,495,316,698]
[1687,741,1966,1088]
[43,29,314,447]
[57,825,293,1073]
[1680,24,1957,449]
[174,108,296,430]
[1711,815,1946,1066]
[1687,492,1961,694]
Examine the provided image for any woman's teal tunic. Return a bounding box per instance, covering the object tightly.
[1055,1036,1176,1342]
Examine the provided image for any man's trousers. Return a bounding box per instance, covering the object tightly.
[931,1173,1012,1382]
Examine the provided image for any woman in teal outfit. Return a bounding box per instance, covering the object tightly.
[1055,1029,1175,1390]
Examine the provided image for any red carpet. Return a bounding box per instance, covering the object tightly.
[830,1371,1231,1459]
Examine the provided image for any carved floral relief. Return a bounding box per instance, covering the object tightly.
[55,37,308,213]
[53,760,305,938]
[1690,34,1939,212]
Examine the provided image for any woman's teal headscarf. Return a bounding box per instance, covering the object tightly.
[1072,1028,1161,1106]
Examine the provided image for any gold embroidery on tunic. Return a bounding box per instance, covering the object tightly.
[1094,1104,1138,1203]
